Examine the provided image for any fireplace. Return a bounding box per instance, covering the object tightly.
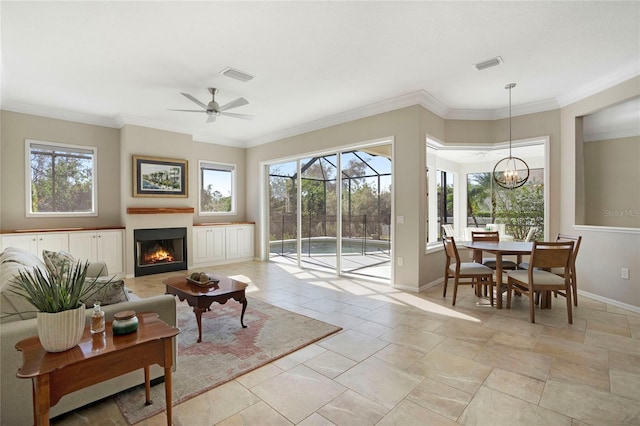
[134,227,187,277]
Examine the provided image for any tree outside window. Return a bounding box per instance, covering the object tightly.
[199,162,235,214]
[28,140,96,215]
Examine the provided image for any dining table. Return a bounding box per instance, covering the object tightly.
[460,240,533,309]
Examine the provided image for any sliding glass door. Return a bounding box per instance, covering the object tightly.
[267,143,392,280]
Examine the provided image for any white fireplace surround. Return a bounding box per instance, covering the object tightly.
[125,213,193,277]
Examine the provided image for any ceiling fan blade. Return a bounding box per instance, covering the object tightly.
[181,93,208,110]
[220,112,254,120]
[168,109,206,112]
[219,97,248,112]
[206,114,217,123]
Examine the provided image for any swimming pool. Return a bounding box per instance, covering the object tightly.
[270,237,390,255]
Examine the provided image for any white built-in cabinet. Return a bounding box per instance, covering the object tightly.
[192,226,226,265]
[192,224,254,266]
[1,229,124,275]
[225,225,254,260]
[0,232,69,258]
[68,230,124,275]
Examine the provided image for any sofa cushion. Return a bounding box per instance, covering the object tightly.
[42,250,76,280]
[81,277,130,307]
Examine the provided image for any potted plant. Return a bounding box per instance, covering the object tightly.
[9,260,110,352]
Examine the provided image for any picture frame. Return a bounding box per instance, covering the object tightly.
[133,155,188,198]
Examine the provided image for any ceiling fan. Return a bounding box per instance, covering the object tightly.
[169,88,253,123]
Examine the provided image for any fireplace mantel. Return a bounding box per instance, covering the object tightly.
[127,207,194,215]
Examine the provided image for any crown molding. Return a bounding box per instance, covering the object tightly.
[1,101,121,128]
[556,64,640,107]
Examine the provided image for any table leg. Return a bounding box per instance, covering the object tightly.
[496,255,503,309]
[194,307,206,343]
[34,374,51,425]
[240,296,248,328]
[144,365,152,405]
[164,365,172,425]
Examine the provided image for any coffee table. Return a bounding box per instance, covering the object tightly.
[164,273,248,343]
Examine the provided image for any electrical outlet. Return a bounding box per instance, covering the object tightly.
[397,257,403,266]
[621,267,629,280]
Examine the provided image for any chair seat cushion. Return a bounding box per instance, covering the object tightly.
[450,262,494,275]
[482,259,518,270]
[507,269,567,286]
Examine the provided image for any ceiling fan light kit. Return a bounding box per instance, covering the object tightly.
[168,88,253,123]
[492,83,530,190]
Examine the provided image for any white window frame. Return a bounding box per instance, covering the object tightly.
[198,160,236,215]
[25,139,98,217]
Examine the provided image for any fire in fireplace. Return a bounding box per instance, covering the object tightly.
[134,227,187,276]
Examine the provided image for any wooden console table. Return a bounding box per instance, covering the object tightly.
[15,312,179,426]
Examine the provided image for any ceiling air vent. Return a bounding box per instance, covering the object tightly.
[220,67,254,83]
[473,56,503,71]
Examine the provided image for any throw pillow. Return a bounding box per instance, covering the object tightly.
[81,278,130,307]
[42,250,76,280]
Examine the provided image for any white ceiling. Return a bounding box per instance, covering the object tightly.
[1,1,638,148]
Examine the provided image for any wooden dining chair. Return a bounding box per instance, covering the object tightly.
[516,226,538,269]
[442,236,495,306]
[441,224,455,238]
[471,231,518,270]
[506,241,575,324]
[552,234,582,306]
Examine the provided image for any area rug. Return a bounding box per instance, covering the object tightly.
[114,297,342,424]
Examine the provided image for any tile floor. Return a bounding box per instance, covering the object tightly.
[54,261,640,425]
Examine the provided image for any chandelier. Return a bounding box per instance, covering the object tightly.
[492,83,529,189]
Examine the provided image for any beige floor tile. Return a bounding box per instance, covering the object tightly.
[376,399,459,426]
[274,343,327,370]
[216,401,293,426]
[349,319,392,338]
[487,331,538,350]
[460,386,572,426]
[317,389,387,426]
[297,413,336,426]
[408,348,492,394]
[609,350,640,374]
[406,377,473,420]
[540,379,640,425]
[548,357,610,391]
[484,368,546,405]
[483,314,544,339]
[533,337,608,371]
[317,329,388,362]
[610,369,640,400]
[379,324,445,353]
[235,364,284,389]
[540,325,585,343]
[304,350,358,379]
[335,357,423,410]
[52,398,126,425]
[162,380,260,426]
[373,343,425,370]
[251,365,346,424]
[474,343,552,381]
[587,319,632,337]
[434,318,498,343]
[433,335,488,359]
[584,329,640,355]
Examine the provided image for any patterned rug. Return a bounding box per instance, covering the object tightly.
[114,297,342,424]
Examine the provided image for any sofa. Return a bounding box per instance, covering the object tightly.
[0,247,177,424]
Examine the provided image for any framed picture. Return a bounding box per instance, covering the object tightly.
[133,155,188,197]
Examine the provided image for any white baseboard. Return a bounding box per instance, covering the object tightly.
[393,277,444,293]
[577,289,640,314]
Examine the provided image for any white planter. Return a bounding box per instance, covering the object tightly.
[37,305,86,352]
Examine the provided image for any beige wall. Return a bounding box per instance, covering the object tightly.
[583,136,640,227]
[0,111,121,230]
[561,76,640,309]
[119,124,246,275]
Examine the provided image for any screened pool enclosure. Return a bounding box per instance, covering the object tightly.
[268,146,392,279]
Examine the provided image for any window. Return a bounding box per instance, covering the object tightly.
[467,170,544,240]
[26,140,96,216]
[199,161,235,214]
